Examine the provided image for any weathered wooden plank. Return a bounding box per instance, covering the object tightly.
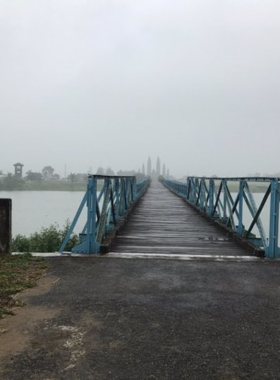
[112,181,249,256]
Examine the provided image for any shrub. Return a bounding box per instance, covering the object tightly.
[12,221,79,252]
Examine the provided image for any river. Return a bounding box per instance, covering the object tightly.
[0,191,87,236]
[0,190,275,239]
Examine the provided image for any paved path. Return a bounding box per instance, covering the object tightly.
[112,180,249,257]
[1,257,280,379]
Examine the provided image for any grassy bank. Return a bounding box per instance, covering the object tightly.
[12,223,79,252]
[0,223,78,318]
[0,253,48,318]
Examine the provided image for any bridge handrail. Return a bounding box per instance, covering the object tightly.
[59,175,150,254]
[161,177,280,258]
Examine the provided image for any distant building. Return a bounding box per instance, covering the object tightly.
[14,163,24,178]
[156,157,161,176]
[147,157,152,176]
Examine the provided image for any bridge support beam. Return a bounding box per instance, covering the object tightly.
[266,179,280,258]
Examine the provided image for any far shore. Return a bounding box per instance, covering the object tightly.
[0,180,269,193]
[0,181,105,192]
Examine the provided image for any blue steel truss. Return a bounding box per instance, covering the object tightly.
[59,175,150,254]
[161,177,280,259]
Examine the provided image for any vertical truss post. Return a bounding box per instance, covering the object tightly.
[207,179,214,216]
[186,178,191,200]
[96,178,111,243]
[266,178,280,258]
[59,191,88,253]
[237,180,245,235]
[87,176,98,253]
[113,178,119,221]
[133,177,137,200]
[222,179,227,220]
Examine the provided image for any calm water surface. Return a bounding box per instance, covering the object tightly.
[0,191,87,236]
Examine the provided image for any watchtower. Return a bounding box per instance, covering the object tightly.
[14,163,24,178]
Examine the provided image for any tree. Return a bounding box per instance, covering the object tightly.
[2,173,24,190]
[67,173,77,183]
[96,167,105,175]
[105,167,115,176]
[26,171,43,182]
[42,166,55,180]
[52,173,60,180]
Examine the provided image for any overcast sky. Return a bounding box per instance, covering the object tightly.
[1,0,280,178]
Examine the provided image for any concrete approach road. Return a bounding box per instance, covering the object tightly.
[1,256,280,379]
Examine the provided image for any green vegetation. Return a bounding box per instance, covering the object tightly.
[0,253,48,318]
[0,177,88,191]
[0,178,106,191]
[12,223,79,253]
[22,180,87,191]
[0,174,25,191]
[0,223,79,318]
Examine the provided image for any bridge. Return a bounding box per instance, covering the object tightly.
[59,174,280,259]
[3,175,280,379]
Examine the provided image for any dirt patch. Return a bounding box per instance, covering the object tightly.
[0,253,48,318]
[0,275,59,360]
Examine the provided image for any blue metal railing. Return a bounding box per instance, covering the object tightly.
[59,175,150,254]
[161,177,280,258]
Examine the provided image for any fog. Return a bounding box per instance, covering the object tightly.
[1,0,280,178]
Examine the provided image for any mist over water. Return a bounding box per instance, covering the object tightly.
[1,1,280,178]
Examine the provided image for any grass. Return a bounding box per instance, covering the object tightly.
[0,253,48,318]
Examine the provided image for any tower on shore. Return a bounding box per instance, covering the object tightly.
[14,163,24,178]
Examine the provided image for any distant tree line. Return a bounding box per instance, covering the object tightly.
[0,163,152,191]
[0,173,24,191]
[0,165,62,190]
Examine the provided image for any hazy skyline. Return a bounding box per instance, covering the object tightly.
[1,0,280,178]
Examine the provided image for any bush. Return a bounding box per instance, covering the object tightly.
[12,222,79,252]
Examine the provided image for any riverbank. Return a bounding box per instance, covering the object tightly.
[22,181,87,191]
[0,181,269,192]
[0,180,106,192]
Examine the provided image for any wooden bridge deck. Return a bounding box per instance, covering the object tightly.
[112,180,250,257]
